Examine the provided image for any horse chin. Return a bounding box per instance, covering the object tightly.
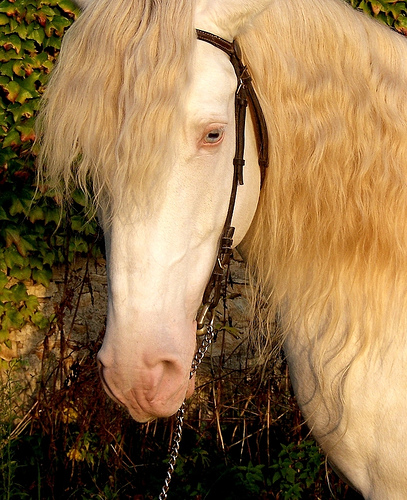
[125,375,195,422]
[97,346,197,423]
[127,376,196,423]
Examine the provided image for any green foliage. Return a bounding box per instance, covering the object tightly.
[0,0,103,354]
[0,0,79,154]
[348,0,407,34]
[0,359,29,500]
[269,441,327,499]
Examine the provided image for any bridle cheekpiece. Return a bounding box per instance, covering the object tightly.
[195,29,269,336]
[159,29,269,500]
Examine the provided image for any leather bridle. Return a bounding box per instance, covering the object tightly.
[159,30,269,500]
[195,29,269,335]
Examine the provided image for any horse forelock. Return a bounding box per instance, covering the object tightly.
[238,0,407,388]
[36,0,195,217]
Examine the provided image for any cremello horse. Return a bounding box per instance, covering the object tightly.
[37,0,407,497]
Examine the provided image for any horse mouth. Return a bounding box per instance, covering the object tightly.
[97,356,196,422]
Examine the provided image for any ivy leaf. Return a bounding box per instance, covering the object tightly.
[0,206,9,220]
[14,76,40,104]
[31,311,49,330]
[19,39,36,53]
[20,294,39,319]
[44,208,61,225]
[32,267,52,287]
[9,101,34,122]
[45,15,71,37]
[25,294,39,313]
[70,238,88,255]
[71,215,85,232]
[24,4,39,24]
[9,196,31,216]
[16,118,35,141]
[0,13,9,26]
[395,14,407,34]
[28,205,44,222]
[8,282,29,303]
[0,328,9,343]
[72,189,88,207]
[386,2,406,19]
[4,245,28,268]
[2,306,25,330]
[37,5,57,17]
[0,2,17,16]
[0,77,20,103]
[2,128,21,148]
[4,225,23,248]
[1,61,15,78]
[370,0,385,15]
[15,23,28,40]
[28,256,43,270]
[56,0,80,15]
[26,25,45,45]
[28,51,49,69]
[40,251,55,267]
[18,236,37,256]
[9,265,31,281]
[2,34,22,54]
[43,35,61,50]
[0,271,8,290]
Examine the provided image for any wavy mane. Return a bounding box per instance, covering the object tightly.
[240,0,407,381]
[37,0,407,422]
[36,0,195,215]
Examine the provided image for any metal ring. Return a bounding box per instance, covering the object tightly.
[196,303,215,336]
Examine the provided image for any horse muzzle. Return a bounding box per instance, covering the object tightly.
[96,324,197,422]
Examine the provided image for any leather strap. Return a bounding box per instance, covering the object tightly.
[196,29,269,183]
[195,29,269,334]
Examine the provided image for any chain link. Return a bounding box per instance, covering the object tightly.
[158,403,185,500]
[158,325,216,500]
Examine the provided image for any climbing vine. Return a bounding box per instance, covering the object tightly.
[349,0,407,33]
[0,0,102,364]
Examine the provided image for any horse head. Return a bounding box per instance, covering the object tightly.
[39,0,272,422]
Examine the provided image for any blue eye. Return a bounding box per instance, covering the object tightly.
[204,128,224,144]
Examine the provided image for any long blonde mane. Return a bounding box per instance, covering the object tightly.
[239,0,407,379]
[36,0,195,214]
[37,0,407,395]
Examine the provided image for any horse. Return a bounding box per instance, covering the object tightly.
[36,0,407,497]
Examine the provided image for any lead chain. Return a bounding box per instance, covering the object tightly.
[158,325,216,500]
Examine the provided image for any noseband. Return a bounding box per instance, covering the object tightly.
[195,29,269,334]
[159,30,269,500]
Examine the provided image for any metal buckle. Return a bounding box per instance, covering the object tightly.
[196,302,215,335]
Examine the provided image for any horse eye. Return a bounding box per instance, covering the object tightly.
[204,128,224,144]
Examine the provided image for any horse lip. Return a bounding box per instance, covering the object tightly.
[97,355,195,422]
[98,365,157,422]
[127,376,195,422]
